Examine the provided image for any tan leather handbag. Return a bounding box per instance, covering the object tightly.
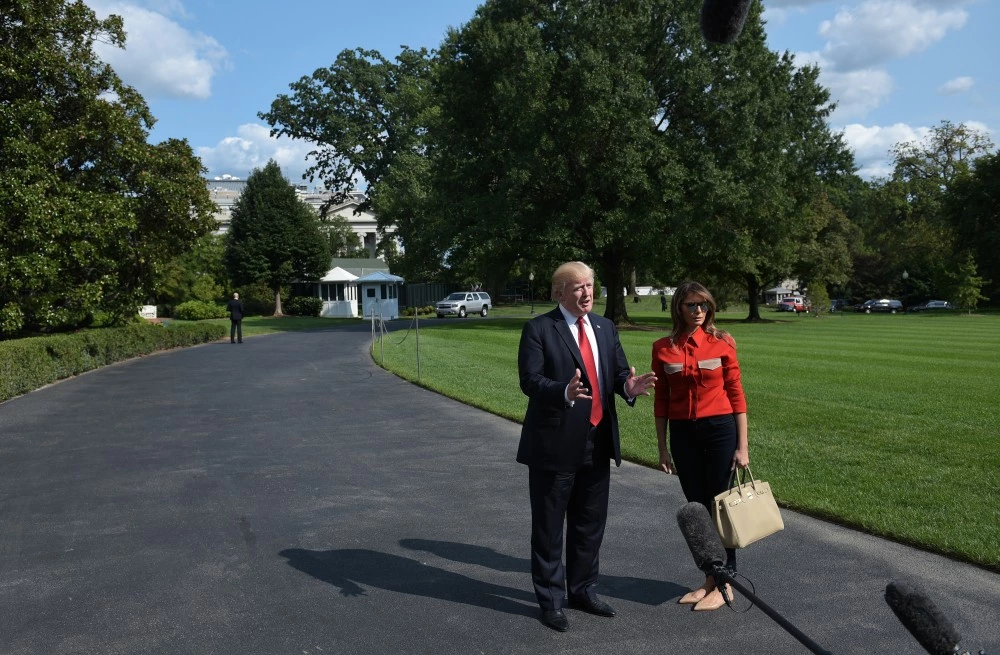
[712,467,784,548]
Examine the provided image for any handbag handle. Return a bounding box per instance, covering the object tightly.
[728,465,760,494]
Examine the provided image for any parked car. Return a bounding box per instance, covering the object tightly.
[830,298,852,312]
[860,298,904,314]
[777,296,811,313]
[436,291,491,318]
[909,300,954,312]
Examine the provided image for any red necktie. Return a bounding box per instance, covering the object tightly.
[577,316,604,427]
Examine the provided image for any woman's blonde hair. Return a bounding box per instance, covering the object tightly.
[668,280,733,347]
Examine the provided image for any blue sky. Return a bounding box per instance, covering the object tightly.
[87,0,997,183]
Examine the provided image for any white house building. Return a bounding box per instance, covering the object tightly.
[205,179,393,258]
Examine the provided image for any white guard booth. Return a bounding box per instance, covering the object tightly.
[318,266,360,318]
[355,270,405,320]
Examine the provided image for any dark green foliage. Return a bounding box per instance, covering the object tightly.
[0,322,226,403]
[284,296,323,317]
[157,234,228,306]
[0,0,216,335]
[223,161,330,315]
[945,150,1000,302]
[322,214,370,258]
[172,301,229,321]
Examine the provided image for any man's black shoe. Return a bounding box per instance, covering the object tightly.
[540,609,569,632]
[568,595,617,617]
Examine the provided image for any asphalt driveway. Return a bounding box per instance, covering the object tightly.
[1,326,997,654]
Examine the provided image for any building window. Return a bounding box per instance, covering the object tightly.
[320,283,345,301]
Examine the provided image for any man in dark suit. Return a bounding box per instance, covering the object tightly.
[227,292,244,344]
[516,261,656,632]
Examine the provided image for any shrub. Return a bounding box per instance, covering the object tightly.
[0,322,226,403]
[173,300,229,321]
[285,296,323,317]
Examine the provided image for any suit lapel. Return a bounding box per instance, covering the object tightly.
[551,308,586,372]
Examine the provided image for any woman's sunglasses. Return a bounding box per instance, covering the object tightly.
[684,302,709,312]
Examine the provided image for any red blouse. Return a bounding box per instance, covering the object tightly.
[651,327,747,420]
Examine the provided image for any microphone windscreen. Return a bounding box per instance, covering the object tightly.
[676,502,726,572]
[884,581,961,655]
[700,0,753,44]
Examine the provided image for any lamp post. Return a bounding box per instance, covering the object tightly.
[529,272,535,315]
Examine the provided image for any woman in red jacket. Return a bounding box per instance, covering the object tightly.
[652,280,749,611]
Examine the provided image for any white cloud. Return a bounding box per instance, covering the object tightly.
[840,122,933,177]
[794,51,894,121]
[88,1,228,100]
[937,76,974,95]
[196,124,318,182]
[819,0,967,71]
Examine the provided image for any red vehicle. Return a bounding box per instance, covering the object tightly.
[777,296,811,313]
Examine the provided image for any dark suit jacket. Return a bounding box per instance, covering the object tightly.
[227,298,244,321]
[516,307,635,471]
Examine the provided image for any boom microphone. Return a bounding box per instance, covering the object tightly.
[700,0,753,44]
[884,581,965,655]
[677,501,726,572]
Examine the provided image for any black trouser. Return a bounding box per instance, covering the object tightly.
[527,424,612,610]
[669,414,738,571]
[230,319,242,343]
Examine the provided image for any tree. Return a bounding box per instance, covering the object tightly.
[858,121,994,303]
[157,234,228,307]
[223,161,330,316]
[260,47,434,265]
[945,151,1000,302]
[658,0,857,320]
[0,0,215,336]
[950,254,989,315]
[430,0,857,323]
[321,214,369,258]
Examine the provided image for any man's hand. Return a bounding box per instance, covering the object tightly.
[567,368,592,401]
[566,369,591,402]
[624,367,657,398]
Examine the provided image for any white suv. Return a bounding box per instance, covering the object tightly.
[436,292,491,318]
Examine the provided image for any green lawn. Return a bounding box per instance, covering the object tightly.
[375,305,1000,570]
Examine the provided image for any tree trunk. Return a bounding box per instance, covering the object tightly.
[273,286,284,317]
[745,274,761,321]
[600,260,631,325]
[627,268,638,296]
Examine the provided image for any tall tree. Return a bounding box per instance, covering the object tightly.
[432,0,682,323]
[859,121,993,302]
[0,0,215,336]
[260,47,434,264]
[659,0,857,320]
[223,161,330,316]
[944,150,1000,301]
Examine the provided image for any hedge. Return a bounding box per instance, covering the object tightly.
[173,300,229,321]
[0,321,227,403]
[284,296,323,317]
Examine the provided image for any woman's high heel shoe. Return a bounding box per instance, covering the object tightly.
[677,588,708,604]
[692,584,731,611]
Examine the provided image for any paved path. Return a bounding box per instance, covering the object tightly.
[1,327,997,654]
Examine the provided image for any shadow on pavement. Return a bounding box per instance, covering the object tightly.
[398,538,687,606]
[278,547,538,617]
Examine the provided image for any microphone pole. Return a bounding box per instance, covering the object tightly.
[676,502,833,655]
[709,565,833,655]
